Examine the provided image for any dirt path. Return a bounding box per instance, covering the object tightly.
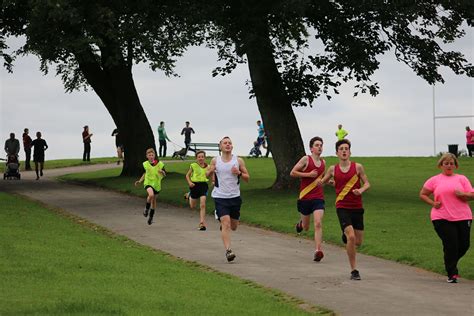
[2,164,473,315]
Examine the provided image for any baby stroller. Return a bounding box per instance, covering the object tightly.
[249,141,262,158]
[3,154,21,180]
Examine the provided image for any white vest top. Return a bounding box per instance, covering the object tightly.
[211,154,240,198]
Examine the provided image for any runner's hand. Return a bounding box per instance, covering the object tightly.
[307,170,318,178]
[433,201,441,208]
[352,189,362,196]
[134,180,140,187]
[189,182,195,188]
[231,166,240,175]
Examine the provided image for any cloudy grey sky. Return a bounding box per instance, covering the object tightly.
[1,29,473,161]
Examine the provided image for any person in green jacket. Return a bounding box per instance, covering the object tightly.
[185,150,210,231]
[135,148,166,225]
[335,124,349,141]
[158,121,171,157]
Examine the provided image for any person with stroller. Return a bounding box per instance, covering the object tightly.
[4,133,20,157]
[31,132,48,180]
[22,128,33,170]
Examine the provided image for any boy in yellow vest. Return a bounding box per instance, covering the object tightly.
[135,148,166,225]
[185,150,210,230]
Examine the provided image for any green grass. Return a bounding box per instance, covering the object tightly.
[0,192,329,315]
[0,157,118,172]
[60,156,474,279]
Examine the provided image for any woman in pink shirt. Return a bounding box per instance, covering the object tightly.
[420,153,473,283]
[466,126,474,157]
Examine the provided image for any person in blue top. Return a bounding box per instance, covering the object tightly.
[134,148,166,225]
[256,120,265,148]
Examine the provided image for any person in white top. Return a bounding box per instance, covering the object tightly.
[207,136,250,262]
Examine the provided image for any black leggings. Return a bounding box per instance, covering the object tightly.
[159,140,167,157]
[432,219,471,277]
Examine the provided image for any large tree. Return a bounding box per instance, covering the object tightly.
[204,0,473,189]
[1,0,200,176]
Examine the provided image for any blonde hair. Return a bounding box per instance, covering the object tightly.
[146,148,156,156]
[437,153,458,168]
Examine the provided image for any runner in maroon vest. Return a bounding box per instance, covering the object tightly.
[319,139,370,280]
[290,136,326,262]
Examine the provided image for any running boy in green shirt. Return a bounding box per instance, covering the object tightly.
[185,150,210,230]
[135,148,166,225]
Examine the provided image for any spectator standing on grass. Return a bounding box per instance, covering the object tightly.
[181,121,195,152]
[111,128,124,165]
[22,128,33,170]
[466,126,474,157]
[158,121,171,157]
[335,124,349,141]
[82,125,92,162]
[419,153,473,283]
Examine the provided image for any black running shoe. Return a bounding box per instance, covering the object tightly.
[350,269,361,280]
[342,233,347,244]
[147,209,155,225]
[295,220,303,233]
[199,223,207,231]
[226,249,236,262]
[314,250,324,262]
[143,208,149,217]
[40,170,43,177]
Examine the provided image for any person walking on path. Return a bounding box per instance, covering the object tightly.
[465,126,474,157]
[4,132,20,157]
[185,150,210,231]
[206,136,250,262]
[135,148,166,225]
[30,131,48,180]
[158,121,171,157]
[319,139,370,280]
[335,124,348,141]
[181,121,195,152]
[290,136,326,262]
[111,128,124,165]
[82,125,92,162]
[22,128,33,170]
[419,153,473,283]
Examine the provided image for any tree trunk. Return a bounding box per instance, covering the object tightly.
[242,26,305,190]
[77,57,155,177]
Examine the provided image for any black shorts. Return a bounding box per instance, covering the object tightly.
[144,185,160,195]
[297,199,325,216]
[214,197,242,221]
[189,182,208,199]
[33,153,45,163]
[336,208,364,231]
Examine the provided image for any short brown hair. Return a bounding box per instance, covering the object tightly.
[336,139,351,151]
[195,150,206,157]
[309,136,323,148]
[146,148,156,156]
[437,153,458,168]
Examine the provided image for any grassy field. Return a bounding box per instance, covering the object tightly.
[60,156,474,279]
[0,192,329,315]
[0,157,117,172]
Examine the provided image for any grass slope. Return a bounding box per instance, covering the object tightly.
[0,192,329,315]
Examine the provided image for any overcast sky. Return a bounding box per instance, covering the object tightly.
[1,29,473,161]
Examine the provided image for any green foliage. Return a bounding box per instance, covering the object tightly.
[61,157,474,279]
[0,192,328,315]
[204,1,473,106]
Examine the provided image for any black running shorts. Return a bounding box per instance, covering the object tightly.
[214,197,242,220]
[297,199,325,216]
[189,182,208,199]
[144,185,160,195]
[336,208,364,231]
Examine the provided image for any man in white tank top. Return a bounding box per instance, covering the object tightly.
[206,136,250,262]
